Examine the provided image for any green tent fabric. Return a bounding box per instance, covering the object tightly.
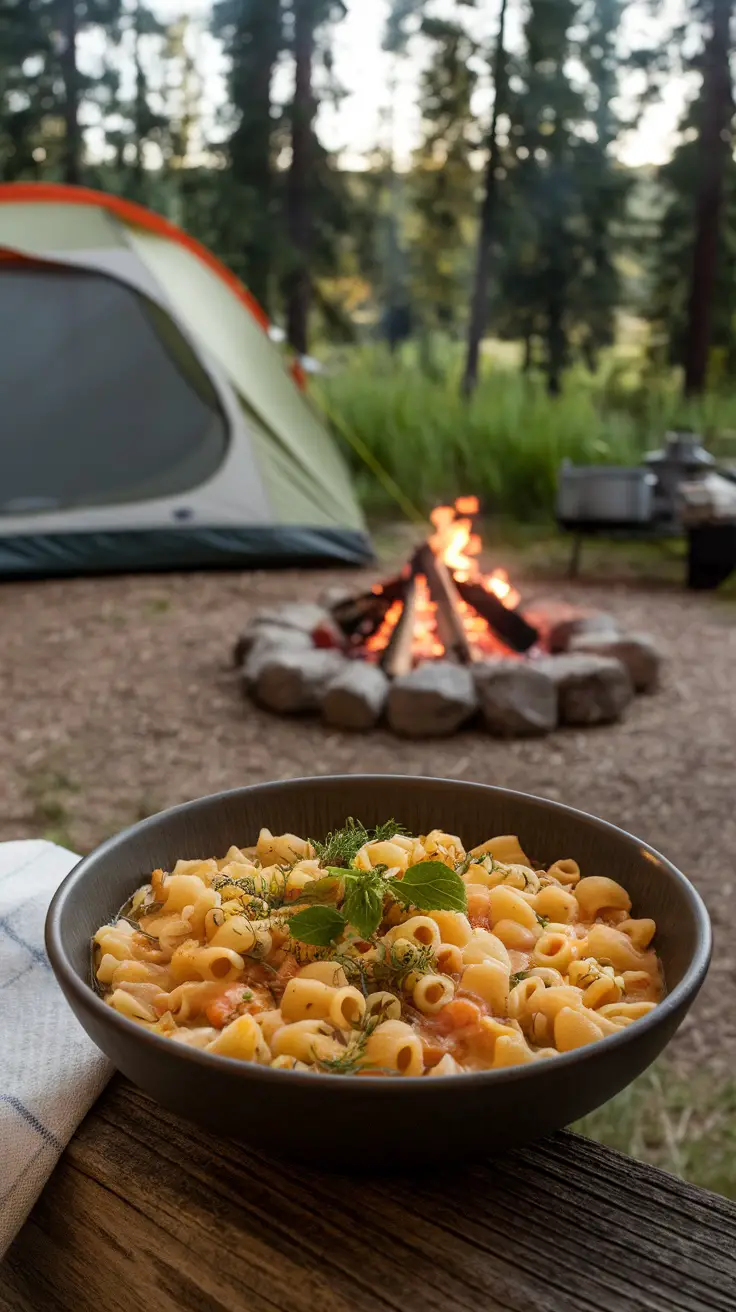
[0,183,371,576]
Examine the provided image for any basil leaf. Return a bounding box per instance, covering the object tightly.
[290,875,343,905]
[343,878,384,940]
[388,861,468,914]
[287,905,347,946]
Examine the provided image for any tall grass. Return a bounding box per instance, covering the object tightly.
[576,1062,736,1198]
[317,346,736,521]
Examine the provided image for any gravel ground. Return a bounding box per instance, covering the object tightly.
[1,559,734,1077]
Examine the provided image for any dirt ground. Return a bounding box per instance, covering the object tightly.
[1,555,734,1079]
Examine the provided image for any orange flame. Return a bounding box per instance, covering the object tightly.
[428,498,521,610]
[366,496,521,665]
[454,495,479,515]
[365,598,402,655]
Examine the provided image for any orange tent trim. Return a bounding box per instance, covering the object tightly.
[0,181,271,333]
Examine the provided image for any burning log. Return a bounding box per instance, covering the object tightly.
[330,575,407,644]
[454,579,538,654]
[326,496,540,668]
[413,543,475,666]
[380,576,420,678]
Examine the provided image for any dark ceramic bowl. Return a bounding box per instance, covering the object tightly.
[46,776,710,1166]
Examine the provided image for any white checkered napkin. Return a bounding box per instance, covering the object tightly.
[0,841,112,1256]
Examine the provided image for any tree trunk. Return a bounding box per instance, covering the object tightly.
[522,323,534,373]
[682,0,734,397]
[229,0,281,311]
[285,0,316,357]
[582,334,598,374]
[59,0,81,184]
[132,2,146,199]
[461,0,509,399]
[546,287,565,396]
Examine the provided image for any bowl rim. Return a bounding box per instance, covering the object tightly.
[45,774,712,1094]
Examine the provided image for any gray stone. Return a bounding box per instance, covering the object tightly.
[322,661,389,731]
[252,602,332,634]
[568,631,664,693]
[474,661,557,737]
[535,653,633,726]
[240,628,312,682]
[318,584,358,611]
[234,623,311,668]
[546,612,619,654]
[387,661,477,738]
[252,648,345,714]
[234,602,342,667]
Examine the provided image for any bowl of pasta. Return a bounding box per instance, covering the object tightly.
[46,775,710,1166]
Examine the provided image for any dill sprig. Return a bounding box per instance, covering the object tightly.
[370,940,438,989]
[211,870,289,915]
[315,1013,380,1075]
[116,890,163,922]
[310,818,406,868]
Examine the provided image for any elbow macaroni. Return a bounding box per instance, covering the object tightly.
[91,824,663,1077]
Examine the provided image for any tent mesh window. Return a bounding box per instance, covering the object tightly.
[0,263,229,513]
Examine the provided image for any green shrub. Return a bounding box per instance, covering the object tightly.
[316,347,736,521]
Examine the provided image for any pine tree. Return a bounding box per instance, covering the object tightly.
[682,0,734,394]
[461,0,510,396]
[649,88,736,378]
[283,0,346,354]
[575,0,630,371]
[0,0,123,185]
[501,0,587,394]
[100,0,166,204]
[211,0,283,309]
[379,0,430,351]
[411,16,478,336]
[51,0,123,184]
[0,1,54,180]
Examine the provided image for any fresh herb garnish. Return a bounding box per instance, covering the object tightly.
[117,915,161,942]
[116,891,164,923]
[212,870,288,912]
[387,861,468,914]
[289,874,343,905]
[536,913,550,928]
[509,970,531,989]
[315,1014,380,1075]
[310,818,406,868]
[371,940,438,989]
[286,904,347,946]
[342,873,385,940]
[286,858,467,948]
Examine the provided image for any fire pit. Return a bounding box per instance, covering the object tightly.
[236,498,664,738]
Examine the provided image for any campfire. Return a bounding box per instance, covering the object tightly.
[236,495,664,738]
[329,497,539,675]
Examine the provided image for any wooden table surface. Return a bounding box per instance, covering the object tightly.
[2,1076,735,1312]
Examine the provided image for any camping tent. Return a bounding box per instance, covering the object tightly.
[0,183,371,576]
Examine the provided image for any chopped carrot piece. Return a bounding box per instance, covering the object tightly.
[421,1043,448,1069]
[433,998,482,1035]
[205,985,249,1028]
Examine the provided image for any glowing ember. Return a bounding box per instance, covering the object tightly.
[365,577,445,661]
[413,574,445,661]
[365,597,402,655]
